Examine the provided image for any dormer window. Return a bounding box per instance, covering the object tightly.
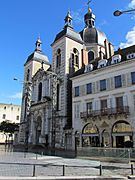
[84,64,93,73]
[98,59,108,69]
[111,55,121,64]
[127,53,135,60]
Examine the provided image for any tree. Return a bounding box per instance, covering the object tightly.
[0,120,19,143]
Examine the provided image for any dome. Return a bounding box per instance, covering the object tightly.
[84,8,95,23]
[80,27,107,46]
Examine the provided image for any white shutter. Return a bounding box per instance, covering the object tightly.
[96,81,99,93]
[123,95,128,106]
[126,73,131,86]
[121,74,126,87]
[110,77,114,89]
[133,95,135,111]
[92,82,96,93]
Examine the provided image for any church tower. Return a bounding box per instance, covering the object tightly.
[19,37,50,144]
[51,11,83,149]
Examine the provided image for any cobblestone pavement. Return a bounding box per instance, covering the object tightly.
[0,146,134,178]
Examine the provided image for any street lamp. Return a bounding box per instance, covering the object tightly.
[14,78,32,152]
[113,9,135,16]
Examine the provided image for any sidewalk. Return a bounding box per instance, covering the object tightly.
[0,150,134,179]
[0,176,129,180]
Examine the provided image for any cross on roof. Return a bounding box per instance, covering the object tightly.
[41,61,44,69]
[87,0,92,8]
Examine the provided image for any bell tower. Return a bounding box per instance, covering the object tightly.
[18,37,50,144]
[51,11,83,149]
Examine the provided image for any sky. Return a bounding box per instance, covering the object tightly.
[0,0,135,105]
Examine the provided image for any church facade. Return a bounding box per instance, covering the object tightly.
[18,5,135,150]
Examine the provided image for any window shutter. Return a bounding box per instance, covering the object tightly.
[96,81,99,93]
[123,95,128,106]
[126,73,131,86]
[107,78,110,90]
[121,74,126,87]
[110,77,114,89]
[133,95,135,111]
[81,85,85,96]
[92,82,96,93]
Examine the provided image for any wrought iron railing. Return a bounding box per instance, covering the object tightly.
[80,106,129,119]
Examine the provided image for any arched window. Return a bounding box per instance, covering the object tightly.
[71,48,79,68]
[26,69,30,81]
[88,51,94,63]
[56,49,61,67]
[38,82,42,101]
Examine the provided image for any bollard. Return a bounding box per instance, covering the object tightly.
[131,163,134,175]
[32,164,36,177]
[99,164,102,176]
[36,153,38,160]
[62,165,65,176]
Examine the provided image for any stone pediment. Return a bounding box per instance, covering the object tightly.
[33,68,48,81]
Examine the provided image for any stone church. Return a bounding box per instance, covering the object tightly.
[18,5,114,150]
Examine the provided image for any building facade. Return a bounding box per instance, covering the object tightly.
[0,103,21,143]
[19,5,135,151]
[71,45,135,148]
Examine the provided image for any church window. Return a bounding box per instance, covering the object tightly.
[72,48,79,68]
[16,115,19,120]
[56,49,61,67]
[26,69,30,81]
[88,51,94,63]
[2,114,6,119]
[38,82,42,101]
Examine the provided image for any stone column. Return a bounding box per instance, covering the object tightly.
[108,131,112,147]
[40,108,46,144]
[28,113,34,143]
[99,130,103,147]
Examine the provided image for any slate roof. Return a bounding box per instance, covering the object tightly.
[52,27,83,45]
[24,51,50,66]
[80,27,107,46]
[71,45,135,78]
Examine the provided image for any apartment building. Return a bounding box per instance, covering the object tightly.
[71,45,135,148]
[0,103,21,143]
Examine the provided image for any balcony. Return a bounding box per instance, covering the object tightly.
[80,106,130,119]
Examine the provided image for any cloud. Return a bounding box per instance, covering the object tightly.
[128,0,135,8]
[120,26,135,48]
[9,92,22,99]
